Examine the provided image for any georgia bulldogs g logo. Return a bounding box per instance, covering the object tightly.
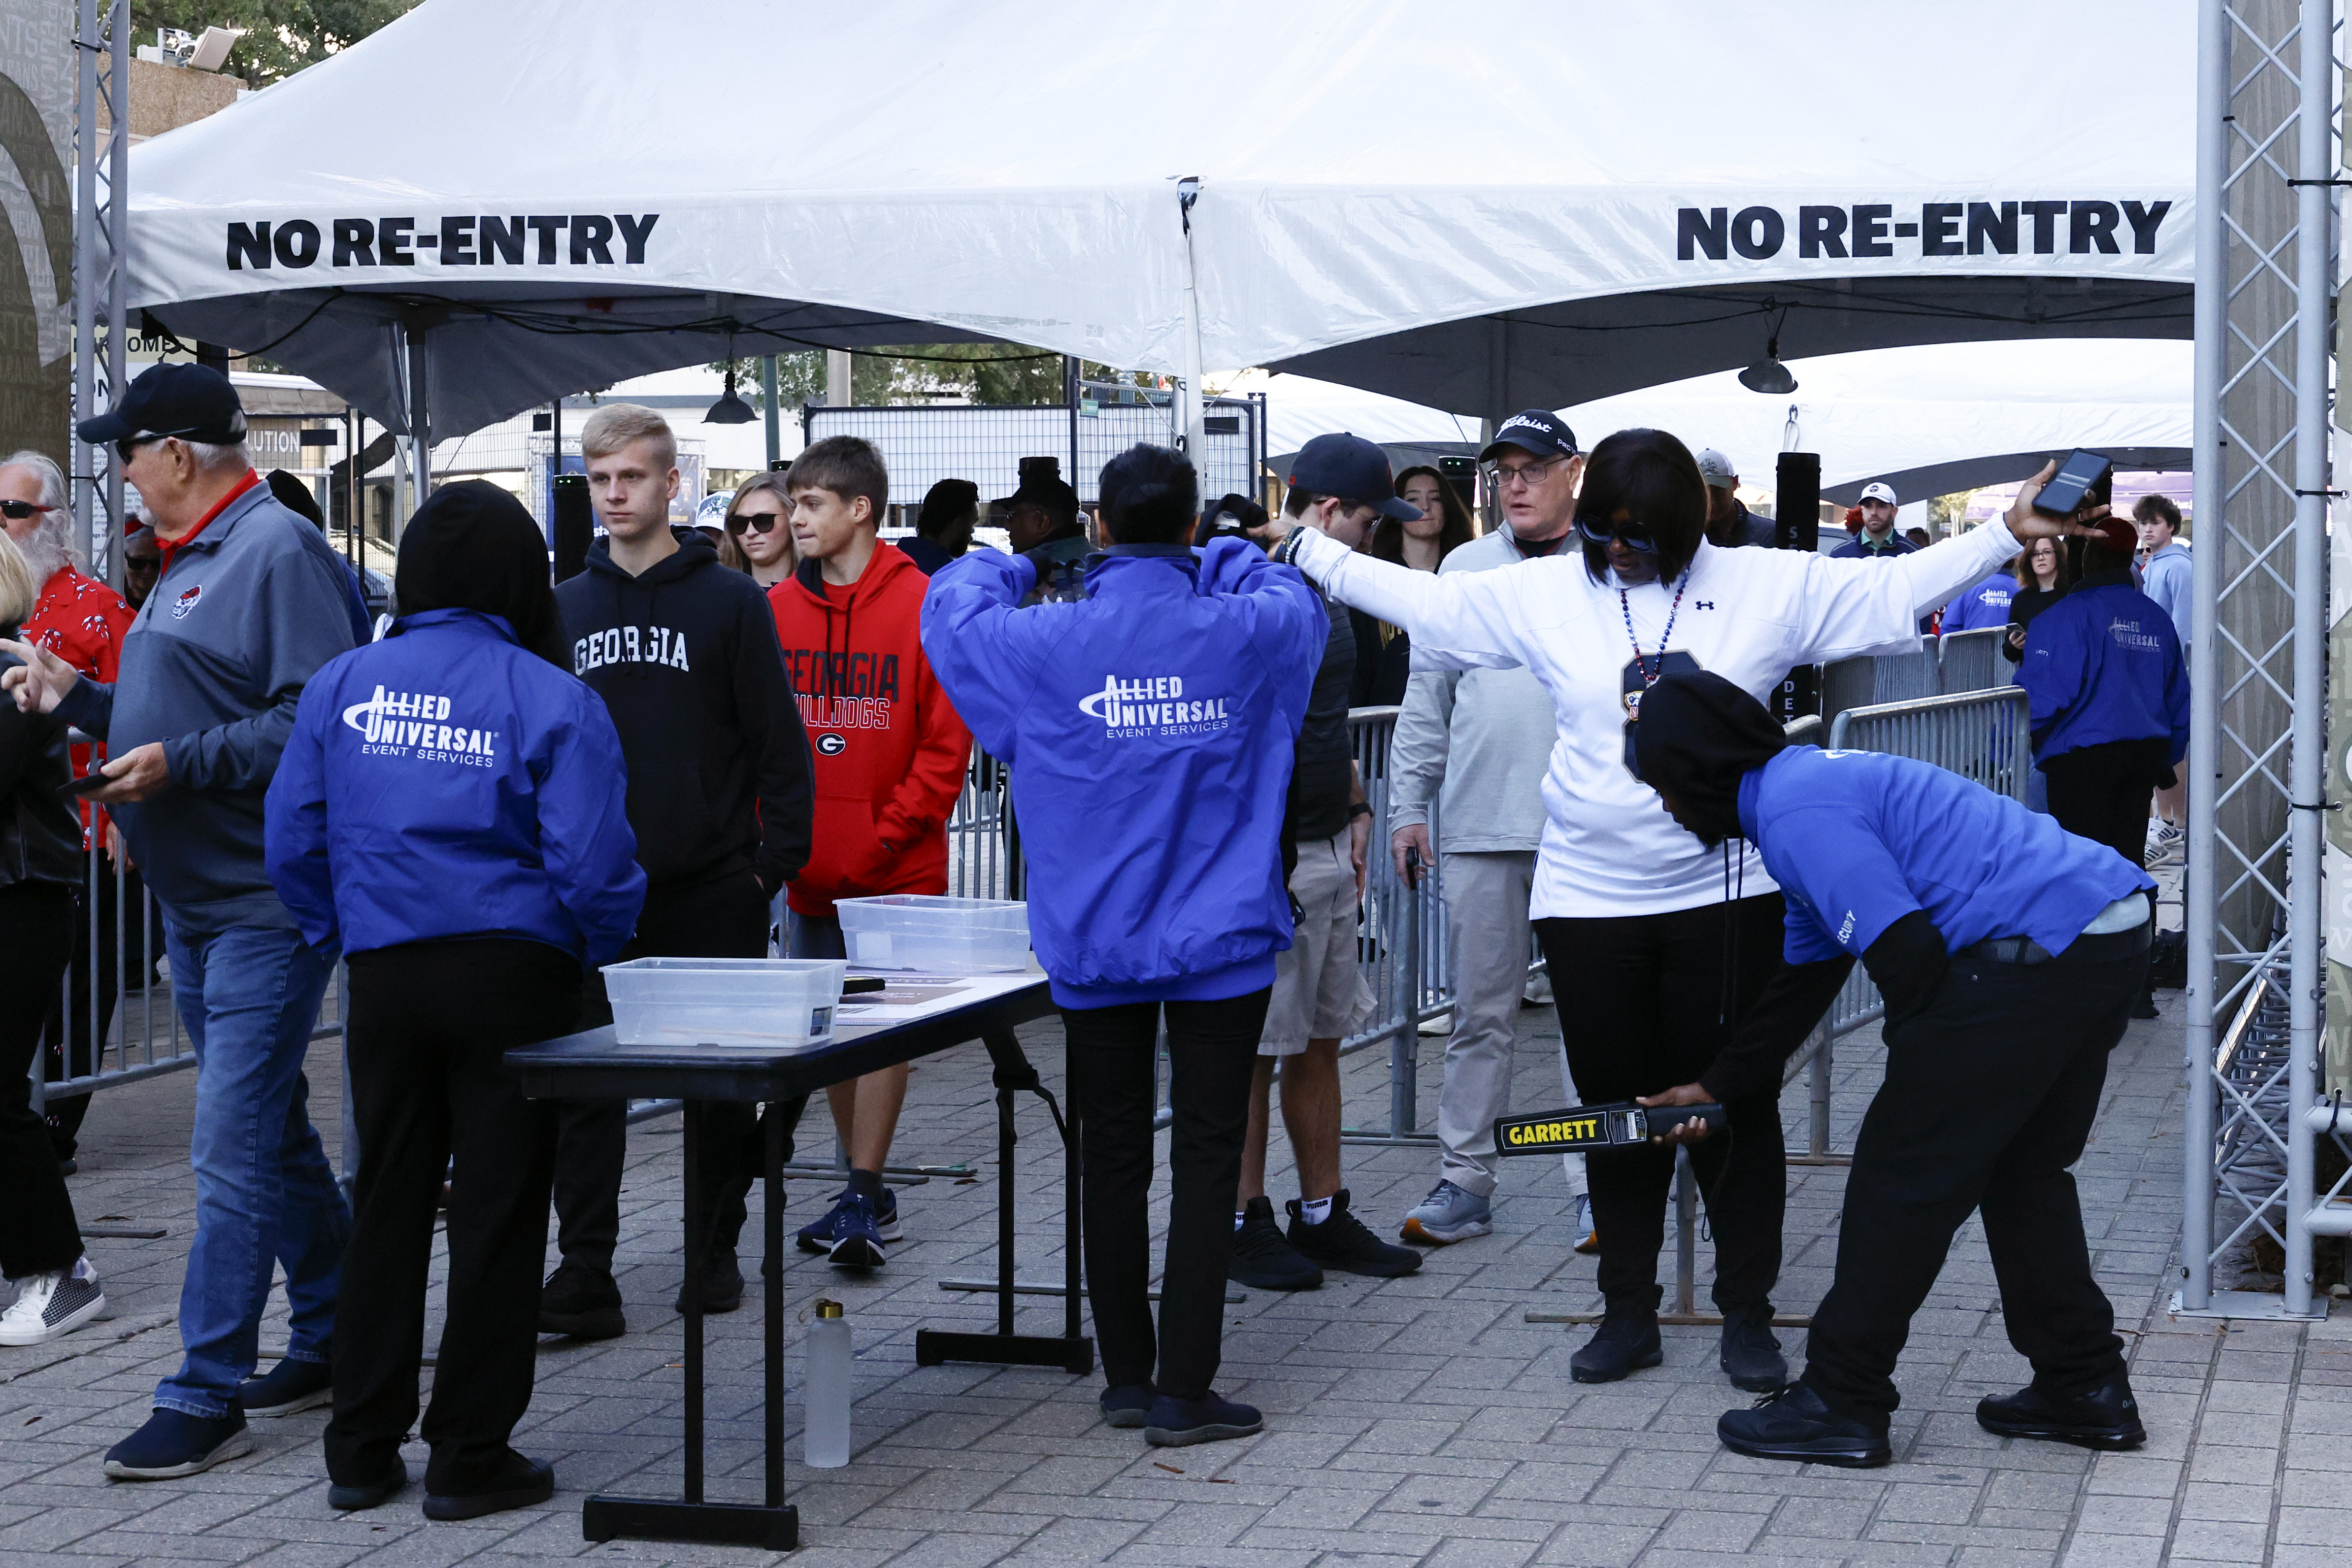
[815,734,847,757]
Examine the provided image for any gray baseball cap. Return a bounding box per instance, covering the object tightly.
[1694,448,1737,490]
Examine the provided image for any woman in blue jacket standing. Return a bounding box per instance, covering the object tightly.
[265,483,645,1520]
[924,445,1325,1448]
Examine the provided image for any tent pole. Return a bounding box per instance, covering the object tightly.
[760,355,781,468]
[1177,179,1206,461]
[406,325,431,510]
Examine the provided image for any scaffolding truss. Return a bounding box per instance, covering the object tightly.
[70,0,127,582]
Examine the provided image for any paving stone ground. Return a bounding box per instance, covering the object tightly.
[4,986,2345,1568]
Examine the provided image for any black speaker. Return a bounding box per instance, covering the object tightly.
[551,472,593,584]
[1774,451,1822,722]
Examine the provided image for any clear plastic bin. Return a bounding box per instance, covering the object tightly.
[833,894,1030,973]
[600,958,848,1049]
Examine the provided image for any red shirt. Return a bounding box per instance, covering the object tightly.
[155,468,262,576]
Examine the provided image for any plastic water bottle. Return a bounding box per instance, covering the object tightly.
[803,1299,851,1468]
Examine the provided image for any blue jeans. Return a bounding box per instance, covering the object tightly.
[157,922,349,1419]
[788,910,846,961]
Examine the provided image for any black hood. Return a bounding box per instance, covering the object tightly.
[395,479,565,666]
[1631,672,1787,845]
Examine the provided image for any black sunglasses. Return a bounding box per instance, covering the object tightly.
[114,434,166,463]
[1574,515,1660,553]
[0,500,57,520]
[727,511,785,535]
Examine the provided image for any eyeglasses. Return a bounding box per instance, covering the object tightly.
[0,500,57,521]
[727,511,785,535]
[114,434,165,464]
[1574,515,1660,553]
[1485,456,1570,492]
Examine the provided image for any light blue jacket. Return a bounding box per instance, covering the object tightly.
[2141,541,2191,645]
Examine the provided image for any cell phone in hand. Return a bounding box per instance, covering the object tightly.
[58,770,114,798]
[2032,449,2115,518]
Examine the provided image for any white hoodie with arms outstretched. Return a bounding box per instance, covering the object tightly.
[1285,522,2021,920]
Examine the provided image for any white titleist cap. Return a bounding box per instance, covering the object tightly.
[1857,481,1899,506]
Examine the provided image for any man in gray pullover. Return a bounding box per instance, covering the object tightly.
[3,365,357,1480]
[1394,410,1592,1247]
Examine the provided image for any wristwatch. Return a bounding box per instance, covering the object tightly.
[1347,801,1373,823]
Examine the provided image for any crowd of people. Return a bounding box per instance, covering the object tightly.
[0,359,2193,1509]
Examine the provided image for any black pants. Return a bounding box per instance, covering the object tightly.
[1060,989,1268,1402]
[1537,892,1789,1312]
[39,851,148,1159]
[1800,944,2141,1425]
[327,938,582,1490]
[1,883,81,1278]
[2042,738,2170,868]
[550,872,787,1272]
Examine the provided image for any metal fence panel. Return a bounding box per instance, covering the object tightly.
[1828,686,2034,803]
[1934,627,2007,696]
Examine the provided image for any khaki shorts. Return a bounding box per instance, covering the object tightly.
[1261,828,1375,1056]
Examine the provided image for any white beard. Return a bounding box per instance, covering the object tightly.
[18,518,71,586]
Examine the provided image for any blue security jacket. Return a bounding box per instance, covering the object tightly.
[1939,570,2017,634]
[265,608,646,966]
[2016,570,2190,767]
[1740,747,2153,965]
[922,539,1326,1009]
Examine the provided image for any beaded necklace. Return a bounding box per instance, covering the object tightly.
[1620,570,1691,687]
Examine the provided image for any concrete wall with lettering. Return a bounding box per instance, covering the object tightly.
[0,0,70,470]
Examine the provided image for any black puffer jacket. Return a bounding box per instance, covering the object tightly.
[0,622,80,888]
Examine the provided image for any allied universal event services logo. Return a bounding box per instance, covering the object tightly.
[1673,199,2173,262]
[223,213,660,272]
[1078,674,1230,739]
[342,684,500,768]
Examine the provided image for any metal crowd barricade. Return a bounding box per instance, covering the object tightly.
[1933,627,2008,696]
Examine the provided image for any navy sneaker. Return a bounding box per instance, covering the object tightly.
[423,1450,554,1521]
[1143,1392,1263,1448]
[238,1355,332,1418]
[328,1457,409,1511]
[1717,1383,1891,1468]
[1099,1383,1155,1429]
[795,1185,901,1253]
[824,1193,890,1269]
[103,1406,254,1480]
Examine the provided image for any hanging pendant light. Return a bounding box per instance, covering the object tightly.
[1739,333,1797,396]
[704,359,758,424]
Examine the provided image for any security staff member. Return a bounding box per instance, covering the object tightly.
[1630,671,2155,1469]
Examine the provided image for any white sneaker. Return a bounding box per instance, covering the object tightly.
[0,1259,105,1346]
[2148,822,2185,868]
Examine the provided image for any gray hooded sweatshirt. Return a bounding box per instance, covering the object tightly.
[1387,523,1564,852]
[59,480,358,934]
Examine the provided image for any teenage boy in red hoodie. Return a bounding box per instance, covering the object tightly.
[768,436,971,1268]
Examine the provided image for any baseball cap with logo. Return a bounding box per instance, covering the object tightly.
[1290,433,1422,520]
[1479,408,1579,465]
[77,361,247,445]
[1694,448,1738,490]
[1857,481,1900,506]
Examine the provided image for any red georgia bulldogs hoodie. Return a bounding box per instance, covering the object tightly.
[767,539,971,918]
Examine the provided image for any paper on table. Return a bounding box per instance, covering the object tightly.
[833,969,1044,1027]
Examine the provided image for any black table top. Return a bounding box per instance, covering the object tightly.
[505,974,1056,1102]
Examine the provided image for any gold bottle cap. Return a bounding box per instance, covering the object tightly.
[815,1298,845,1319]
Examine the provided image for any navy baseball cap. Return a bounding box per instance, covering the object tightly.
[1290,433,1421,521]
[77,362,246,445]
[1479,408,1579,464]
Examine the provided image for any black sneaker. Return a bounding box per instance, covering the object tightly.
[538,1261,626,1339]
[1570,1301,1662,1384]
[1099,1383,1155,1429]
[237,1354,333,1417]
[1285,1190,1422,1278]
[1143,1391,1263,1447]
[673,1249,744,1316]
[1717,1383,1890,1468]
[422,1450,554,1521]
[1228,1197,1321,1290]
[328,1457,409,1511]
[1719,1303,1789,1393]
[1976,1372,2147,1451]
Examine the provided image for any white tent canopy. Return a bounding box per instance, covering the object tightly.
[126,0,2192,439]
[1255,338,2192,501]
